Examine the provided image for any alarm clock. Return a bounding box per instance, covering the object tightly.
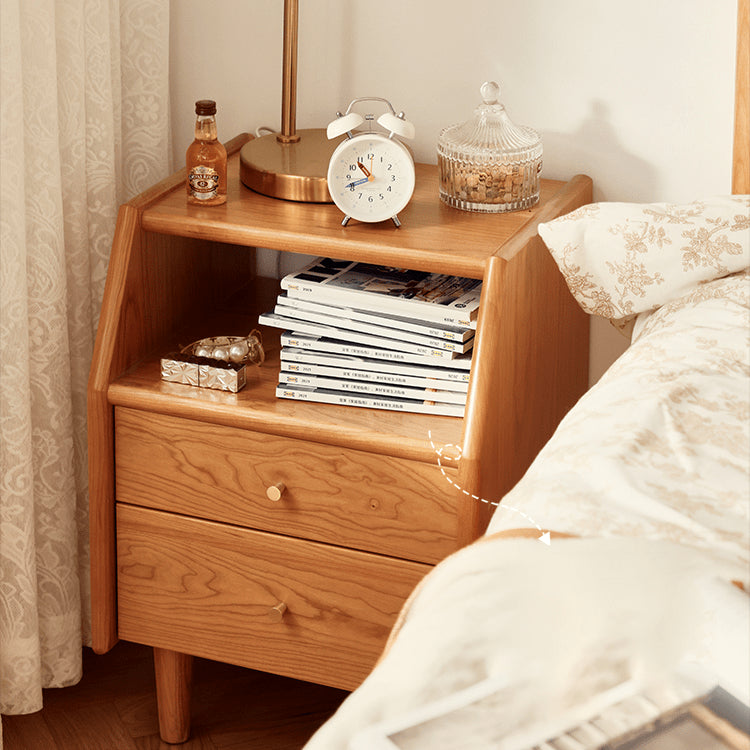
[326,97,416,227]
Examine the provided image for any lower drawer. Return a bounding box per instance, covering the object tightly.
[116,504,430,691]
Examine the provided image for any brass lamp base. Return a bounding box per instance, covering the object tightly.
[240,128,343,203]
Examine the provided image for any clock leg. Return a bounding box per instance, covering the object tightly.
[341,215,351,226]
[390,214,401,227]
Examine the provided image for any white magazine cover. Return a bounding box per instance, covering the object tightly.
[259,312,461,360]
[272,301,474,354]
[276,293,475,343]
[280,358,469,393]
[279,348,471,386]
[279,332,474,370]
[277,372,467,405]
[276,384,465,417]
[279,257,481,329]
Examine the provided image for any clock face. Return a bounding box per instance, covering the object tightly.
[327,133,415,223]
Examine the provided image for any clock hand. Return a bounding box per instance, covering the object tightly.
[348,176,371,189]
[357,161,375,182]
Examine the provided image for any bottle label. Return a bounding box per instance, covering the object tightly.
[188,166,220,199]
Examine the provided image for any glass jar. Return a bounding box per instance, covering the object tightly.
[437,82,542,213]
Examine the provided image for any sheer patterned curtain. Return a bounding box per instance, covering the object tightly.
[0,0,171,716]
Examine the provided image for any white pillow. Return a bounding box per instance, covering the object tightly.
[538,195,750,322]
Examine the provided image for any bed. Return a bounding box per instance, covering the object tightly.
[303,4,750,747]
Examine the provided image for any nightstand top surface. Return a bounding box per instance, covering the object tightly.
[141,156,577,279]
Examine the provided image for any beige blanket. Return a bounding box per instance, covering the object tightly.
[304,271,749,749]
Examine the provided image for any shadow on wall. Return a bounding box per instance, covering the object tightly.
[542,100,659,203]
[540,100,654,384]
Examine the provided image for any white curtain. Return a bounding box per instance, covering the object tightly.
[0,0,171,715]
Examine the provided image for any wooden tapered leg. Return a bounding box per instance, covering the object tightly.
[153,647,194,744]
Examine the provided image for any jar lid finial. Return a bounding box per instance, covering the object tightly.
[480,81,500,105]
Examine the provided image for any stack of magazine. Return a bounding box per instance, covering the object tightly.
[258,257,482,417]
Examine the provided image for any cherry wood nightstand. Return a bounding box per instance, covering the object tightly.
[88,133,591,743]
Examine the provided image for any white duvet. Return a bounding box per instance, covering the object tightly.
[304,270,749,749]
[488,269,749,571]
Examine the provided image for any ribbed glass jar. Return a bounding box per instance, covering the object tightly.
[437,82,542,213]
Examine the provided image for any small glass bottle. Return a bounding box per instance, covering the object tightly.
[186,99,227,205]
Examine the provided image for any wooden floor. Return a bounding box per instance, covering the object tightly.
[2,641,348,749]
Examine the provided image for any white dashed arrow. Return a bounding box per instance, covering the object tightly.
[428,430,551,547]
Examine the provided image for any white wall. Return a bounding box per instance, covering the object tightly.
[169,0,738,383]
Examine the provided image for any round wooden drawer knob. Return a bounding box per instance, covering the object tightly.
[269,602,287,623]
[266,482,286,502]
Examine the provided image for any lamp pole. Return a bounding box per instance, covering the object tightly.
[240,0,341,202]
[278,0,300,144]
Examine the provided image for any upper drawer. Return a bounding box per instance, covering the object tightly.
[114,407,459,564]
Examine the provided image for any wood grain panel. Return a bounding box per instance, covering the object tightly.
[142,160,569,280]
[88,203,140,653]
[89,229,256,653]
[115,408,459,564]
[457,176,592,543]
[734,0,749,194]
[107,341,465,467]
[88,139,256,653]
[116,505,429,691]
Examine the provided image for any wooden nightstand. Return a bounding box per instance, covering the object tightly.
[88,133,591,742]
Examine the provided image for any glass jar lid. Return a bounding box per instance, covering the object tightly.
[438,81,541,160]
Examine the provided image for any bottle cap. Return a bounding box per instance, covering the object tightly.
[195,99,217,116]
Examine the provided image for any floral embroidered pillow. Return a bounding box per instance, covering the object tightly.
[538,196,750,323]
